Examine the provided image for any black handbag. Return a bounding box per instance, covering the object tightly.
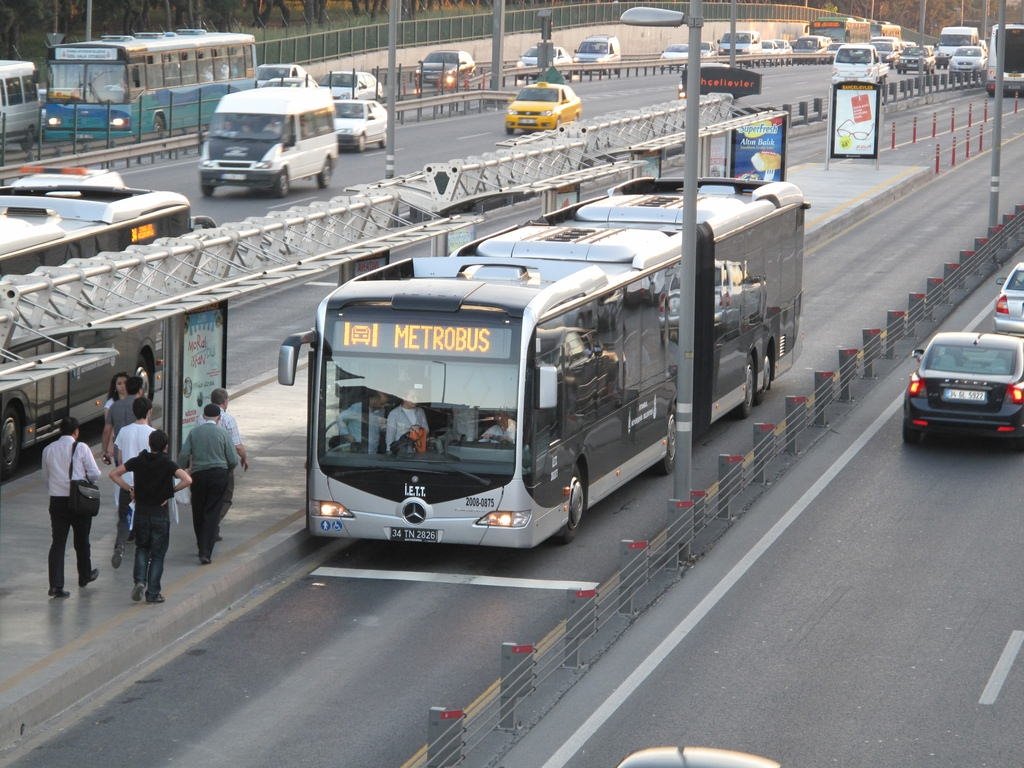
[68,440,102,517]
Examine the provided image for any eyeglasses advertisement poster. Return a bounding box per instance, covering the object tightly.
[830,82,880,159]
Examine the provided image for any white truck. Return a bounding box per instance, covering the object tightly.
[831,43,890,84]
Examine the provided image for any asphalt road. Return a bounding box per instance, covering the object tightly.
[4,67,1024,768]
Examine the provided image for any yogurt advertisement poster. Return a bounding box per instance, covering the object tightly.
[180,305,227,440]
[730,116,786,181]
[830,82,880,159]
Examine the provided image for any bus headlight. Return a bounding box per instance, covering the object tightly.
[312,499,353,517]
[46,116,63,127]
[477,510,531,528]
[110,116,129,128]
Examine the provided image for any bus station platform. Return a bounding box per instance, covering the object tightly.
[0,159,933,753]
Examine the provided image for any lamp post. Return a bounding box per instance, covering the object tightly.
[621,5,700,503]
[385,0,397,179]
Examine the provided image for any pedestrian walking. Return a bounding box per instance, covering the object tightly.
[209,388,249,540]
[110,430,191,604]
[41,418,101,599]
[178,404,238,564]
[103,375,144,560]
[110,397,155,569]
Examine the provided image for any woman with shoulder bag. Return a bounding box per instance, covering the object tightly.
[41,418,102,599]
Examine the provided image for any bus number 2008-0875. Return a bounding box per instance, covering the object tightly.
[465,497,496,508]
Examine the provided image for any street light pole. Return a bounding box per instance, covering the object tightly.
[621,5,700,502]
[385,0,397,179]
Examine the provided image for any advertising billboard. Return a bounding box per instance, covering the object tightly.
[830,82,880,159]
[730,115,787,181]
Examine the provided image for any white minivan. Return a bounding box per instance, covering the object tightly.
[718,30,763,56]
[199,87,338,198]
[0,60,41,146]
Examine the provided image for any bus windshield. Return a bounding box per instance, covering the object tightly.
[319,314,521,480]
[47,62,127,103]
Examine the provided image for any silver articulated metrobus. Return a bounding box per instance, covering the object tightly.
[278,178,806,547]
[0,167,209,478]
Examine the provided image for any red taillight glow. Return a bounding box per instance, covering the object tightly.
[1007,383,1024,404]
[907,372,925,396]
[996,295,1009,315]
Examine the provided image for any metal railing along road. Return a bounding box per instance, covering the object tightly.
[398,204,1024,768]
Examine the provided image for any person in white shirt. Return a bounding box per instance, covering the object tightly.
[41,418,102,598]
[110,397,154,569]
[210,388,248,537]
[337,390,388,453]
[479,413,516,445]
[385,392,429,454]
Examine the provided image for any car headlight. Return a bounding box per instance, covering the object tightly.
[540,110,553,116]
[254,161,272,169]
[200,159,215,168]
[46,115,62,127]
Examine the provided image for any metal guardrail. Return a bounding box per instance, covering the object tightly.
[401,200,1024,768]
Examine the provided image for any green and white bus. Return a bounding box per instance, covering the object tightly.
[43,30,256,141]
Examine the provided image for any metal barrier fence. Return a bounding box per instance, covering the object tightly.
[403,205,1024,768]
[254,1,821,65]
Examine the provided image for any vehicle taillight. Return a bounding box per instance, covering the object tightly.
[996,294,1009,315]
[1007,383,1024,404]
[907,372,925,396]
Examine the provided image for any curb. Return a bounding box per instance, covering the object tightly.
[0,511,338,750]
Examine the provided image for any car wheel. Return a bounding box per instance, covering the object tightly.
[200,184,215,198]
[1,404,22,480]
[733,355,756,420]
[316,157,332,189]
[651,408,676,476]
[556,466,587,544]
[505,126,514,135]
[274,169,290,198]
[902,420,923,445]
[754,350,772,405]
[356,133,366,152]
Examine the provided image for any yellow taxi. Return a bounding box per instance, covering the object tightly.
[505,82,582,135]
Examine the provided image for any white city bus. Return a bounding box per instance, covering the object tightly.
[0,168,207,478]
[278,179,806,547]
[987,23,1024,96]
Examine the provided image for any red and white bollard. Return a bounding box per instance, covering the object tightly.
[891,121,897,150]
[932,112,937,138]
[912,116,918,143]
[935,143,940,174]
[968,102,973,127]
[950,106,956,133]
[966,127,971,158]
[951,135,957,167]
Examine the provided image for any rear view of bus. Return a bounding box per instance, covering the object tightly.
[988,24,1024,96]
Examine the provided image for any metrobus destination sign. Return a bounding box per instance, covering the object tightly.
[691,65,763,98]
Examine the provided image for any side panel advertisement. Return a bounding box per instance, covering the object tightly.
[730,115,786,181]
[830,82,880,159]
[180,303,227,441]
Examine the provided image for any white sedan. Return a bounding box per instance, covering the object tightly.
[333,99,388,152]
[517,45,573,69]
[949,45,987,72]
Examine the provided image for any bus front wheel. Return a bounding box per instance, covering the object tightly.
[1,404,23,480]
[556,466,587,544]
[652,408,676,476]
[153,113,167,135]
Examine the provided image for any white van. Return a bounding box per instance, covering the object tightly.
[0,60,41,146]
[199,87,338,198]
[936,26,981,69]
[718,30,763,56]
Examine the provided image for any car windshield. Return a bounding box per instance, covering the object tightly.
[257,65,291,79]
[578,40,609,54]
[956,47,982,56]
[926,344,1017,375]
[665,44,688,53]
[521,46,538,58]
[334,102,365,118]
[1007,270,1024,291]
[872,42,894,52]
[320,72,355,87]
[836,48,871,63]
[424,52,459,65]
[904,47,925,56]
[517,87,559,102]
[208,113,284,140]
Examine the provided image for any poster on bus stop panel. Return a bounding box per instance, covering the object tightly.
[730,115,787,181]
[180,303,227,441]
[830,82,880,159]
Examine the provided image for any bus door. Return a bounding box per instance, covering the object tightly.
[714,261,747,401]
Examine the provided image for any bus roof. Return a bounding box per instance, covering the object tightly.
[0,185,190,258]
[49,31,254,56]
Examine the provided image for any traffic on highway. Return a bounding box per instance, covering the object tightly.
[3,23,1024,768]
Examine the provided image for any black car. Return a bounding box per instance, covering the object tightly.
[903,331,1024,447]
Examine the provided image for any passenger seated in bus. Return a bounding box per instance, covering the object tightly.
[479,413,516,445]
[386,392,429,455]
[334,390,388,452]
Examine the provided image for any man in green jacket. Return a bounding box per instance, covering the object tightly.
[178,404,238,564]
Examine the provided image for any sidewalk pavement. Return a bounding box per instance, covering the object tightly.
[0,159,931,752]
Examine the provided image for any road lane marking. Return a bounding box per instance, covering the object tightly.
[537,302,996,768]
[459,132,493,139]
[311,566,597,591]
[268,195,317,209]
[979,630,1024,705]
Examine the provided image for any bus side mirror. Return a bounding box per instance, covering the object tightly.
[279,330,316,385]
[538,364,558,409]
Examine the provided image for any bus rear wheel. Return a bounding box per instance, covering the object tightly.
[556,466,587,544]
[652,408,676,476]
[754,350,772,405]
[1,405,23,480]
[733,355,755,420]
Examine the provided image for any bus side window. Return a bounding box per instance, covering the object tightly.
[179,51,197,85]
[5,77,22,105]
[130,65,142,90]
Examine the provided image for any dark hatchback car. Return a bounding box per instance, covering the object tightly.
[903,331,1024,447]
